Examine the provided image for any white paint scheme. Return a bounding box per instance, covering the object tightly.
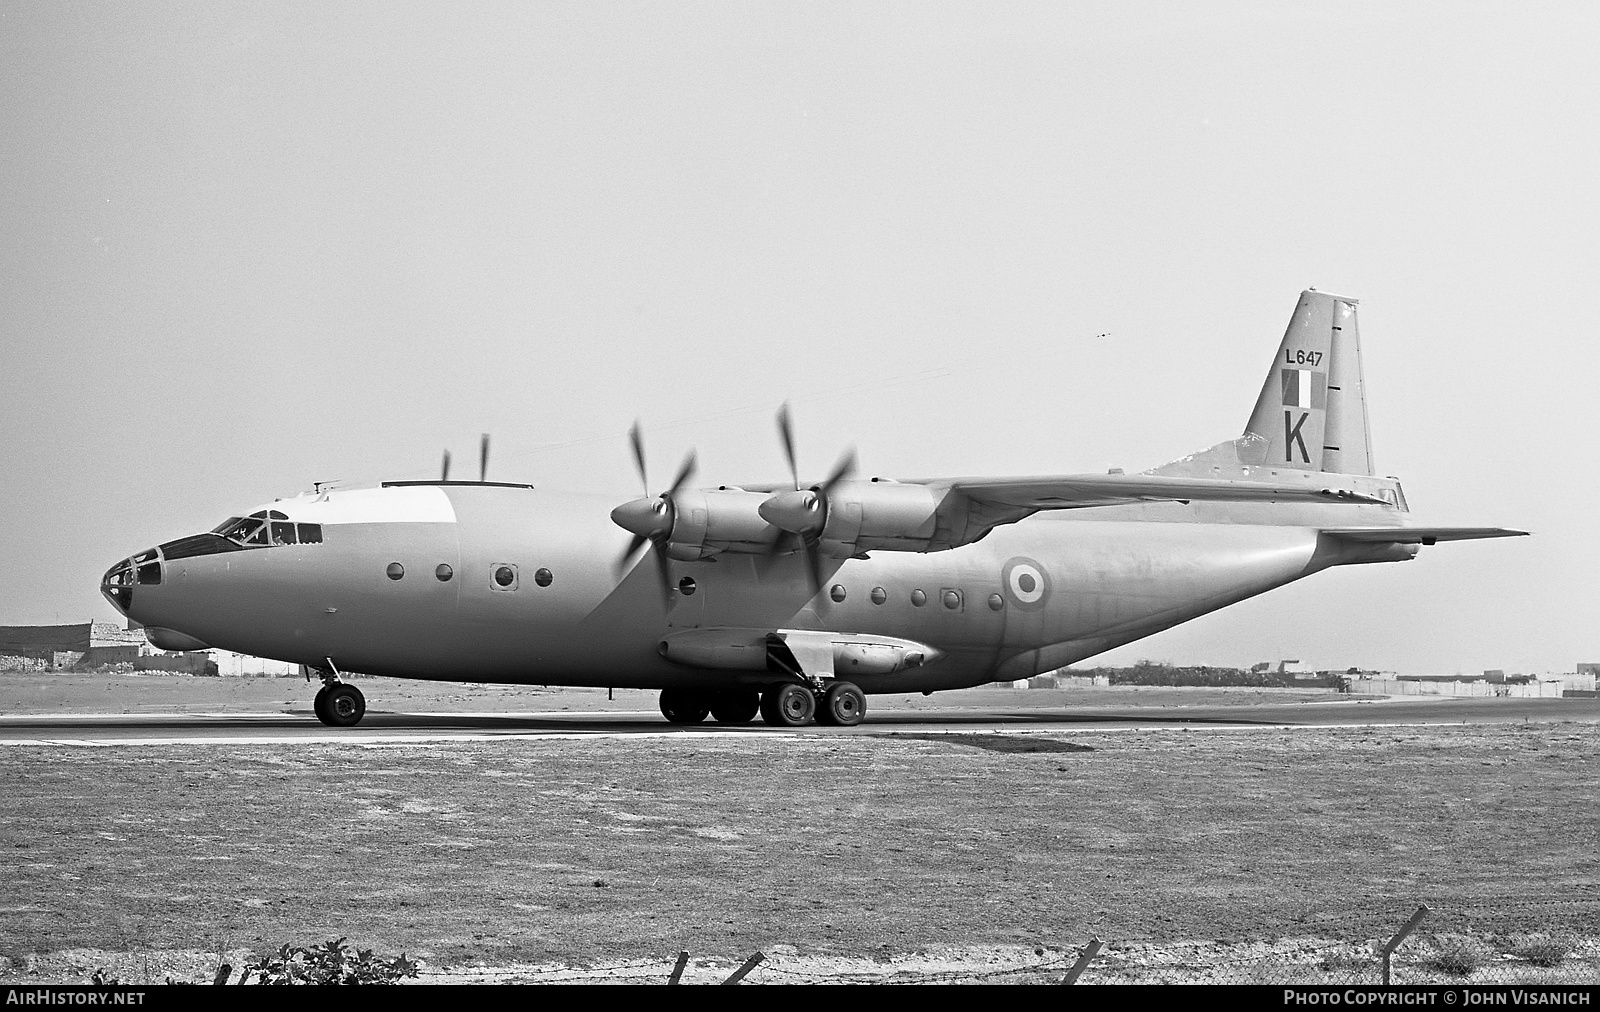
[254,486,459,526]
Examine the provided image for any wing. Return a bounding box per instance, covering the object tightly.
[1321,526,1529,545]
[947,473,1390,509]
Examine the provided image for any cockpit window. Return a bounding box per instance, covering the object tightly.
[217,517,266,543]
[203,516,324,549]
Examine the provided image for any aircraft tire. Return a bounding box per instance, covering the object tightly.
[760,683,815,727]
[659,688,710,726]
[312,686,331,725]
[709,691,759,725]
[821,682,866,727]
[323,683,366,727]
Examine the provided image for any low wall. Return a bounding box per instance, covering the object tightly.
[1350,678,1564,698]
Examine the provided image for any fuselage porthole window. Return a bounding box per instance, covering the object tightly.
[386,562,405,581]
[870,587,887,605]
[988,593,1004,611]
[829,584,846,603]
[535,568,553,588]
[436,564,453,582]
[910,589,927,607]
[493,565,517,589]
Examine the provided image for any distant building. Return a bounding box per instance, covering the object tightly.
[0,621,215,674]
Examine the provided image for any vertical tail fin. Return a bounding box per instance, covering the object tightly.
[1243,290,1374,475]
[1150,289,1375,479]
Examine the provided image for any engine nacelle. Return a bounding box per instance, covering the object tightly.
[815,480,945,558]
[662,487,780,561]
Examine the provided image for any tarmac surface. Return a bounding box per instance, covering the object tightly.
[3,695,1596,746]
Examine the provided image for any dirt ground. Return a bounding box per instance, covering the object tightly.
[1,687,1597,984]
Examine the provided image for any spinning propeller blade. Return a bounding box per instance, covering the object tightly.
[440,450,451,482]
[612,422,697,605]
[479,434,490,482]
[777,402,799,490]
[759,406,857,594]
[628,421,648,495]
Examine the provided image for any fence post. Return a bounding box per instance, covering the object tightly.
[667,951,689,985]
[1059,938,1103,985]
[211,964,231,985]
[1382,905,1431,985]
[721,952,765,985]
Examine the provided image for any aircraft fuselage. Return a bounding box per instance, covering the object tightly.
[107,483,1414,693]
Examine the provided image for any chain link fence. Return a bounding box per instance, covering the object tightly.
[400,916,1600,985]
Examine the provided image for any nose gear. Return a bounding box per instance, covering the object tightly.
[310,660,366,727]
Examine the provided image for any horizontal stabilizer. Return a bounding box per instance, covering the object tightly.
[950,473,1389,509]
[1321,526,1529,545]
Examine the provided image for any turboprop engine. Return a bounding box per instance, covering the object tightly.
[758,478,947,557]
[611,486,781,560]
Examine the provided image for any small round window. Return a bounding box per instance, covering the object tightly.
[535,568,553,587]
[678,576,696,596]
[910,589,926,607]
[494,566,516,587]
[829,584,846,603]
[988,593,1004,611]
[943,590,962,610]
[435,564,453,582]
[386,562,404,581]
[870,586,887,605]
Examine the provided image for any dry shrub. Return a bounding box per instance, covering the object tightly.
[1501,934,1573,968]
[1317,947,1376,973]
[1423,934,1491,977]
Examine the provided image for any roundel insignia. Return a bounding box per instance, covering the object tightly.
[1001,557,1051,611]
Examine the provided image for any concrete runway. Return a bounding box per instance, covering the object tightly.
[2,695,1596,746]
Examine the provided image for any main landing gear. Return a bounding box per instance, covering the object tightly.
[659,687,760,726]
[658,682,866,728]
[312,670,366,727]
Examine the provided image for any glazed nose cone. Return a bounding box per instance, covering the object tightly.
[101,557,136,615]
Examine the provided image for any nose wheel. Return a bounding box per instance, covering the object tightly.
[313,682,366,727]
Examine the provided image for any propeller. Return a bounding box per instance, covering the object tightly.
[440,450,452,482]
[610,421,697,601]
[479,433,490,482]
[759,403,857,592]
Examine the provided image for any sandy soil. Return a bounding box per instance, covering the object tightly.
[2,720,1597,984]
[4,675,1592,985]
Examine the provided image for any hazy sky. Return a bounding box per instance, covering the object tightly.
[2,2,1594,673]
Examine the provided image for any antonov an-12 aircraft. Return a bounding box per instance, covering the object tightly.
[102,291,1523,728]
